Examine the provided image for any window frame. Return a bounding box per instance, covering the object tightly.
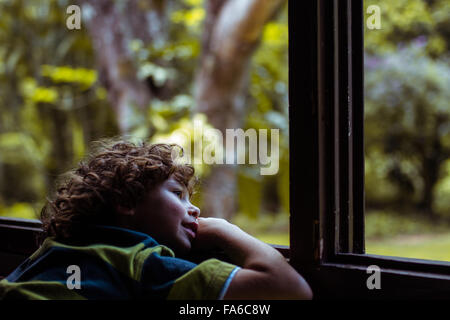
[288,0,450,299]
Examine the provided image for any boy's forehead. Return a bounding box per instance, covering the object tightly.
[164,177,186,189]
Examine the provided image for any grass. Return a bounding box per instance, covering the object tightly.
[366,232,450,261]
[365,210,450,261]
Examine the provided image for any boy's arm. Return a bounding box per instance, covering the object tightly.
[194,218,313,300]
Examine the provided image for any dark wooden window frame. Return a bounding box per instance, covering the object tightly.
[288,0,450,299]
[1,0,449,299]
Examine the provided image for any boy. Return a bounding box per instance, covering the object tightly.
[0,139,312,300]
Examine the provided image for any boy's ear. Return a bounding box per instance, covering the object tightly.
[115,205,135,217]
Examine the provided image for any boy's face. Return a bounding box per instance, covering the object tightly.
[131,176,200,256]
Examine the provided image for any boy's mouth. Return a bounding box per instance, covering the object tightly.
[182,222,198,239]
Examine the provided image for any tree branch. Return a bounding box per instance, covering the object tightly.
[76,0,168,133]
[195,0,286,129]
[194,0,286,219]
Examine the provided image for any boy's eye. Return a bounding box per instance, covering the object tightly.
[173,190,183,198]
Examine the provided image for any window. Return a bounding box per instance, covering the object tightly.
[288,0,450,299]
[363,0,450,261]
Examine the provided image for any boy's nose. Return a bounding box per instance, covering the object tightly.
[188,205,200,219]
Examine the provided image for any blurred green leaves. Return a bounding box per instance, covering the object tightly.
[41,65,97,88]
[364,0,450,218]
[0,202,37,220]
[0,0,112,212]
[171,7,205,29]
[171,0,205,31]
[364,0,449,56]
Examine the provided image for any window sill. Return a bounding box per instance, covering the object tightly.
[300,253,450,299]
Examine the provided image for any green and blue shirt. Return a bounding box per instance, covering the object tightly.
[0,225,239,300]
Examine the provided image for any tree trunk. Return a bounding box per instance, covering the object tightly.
[77,0,168,134]
[194,0,286,219]
[418,135,447,220]
[419,157,440,219]
[417,112,450,220]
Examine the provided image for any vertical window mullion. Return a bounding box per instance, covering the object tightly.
[318,0,337,261]
[333,0,343,254]
[335,0,366,255]
[336,0,351,254]
[288,0,320,268]
[346,0,355,253]
[350,0,365,254]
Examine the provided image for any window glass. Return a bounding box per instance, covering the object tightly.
[364,0,450,261]
[0,1,289,245]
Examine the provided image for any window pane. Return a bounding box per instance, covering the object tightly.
[0,1,289,245]
[364,0,450,261]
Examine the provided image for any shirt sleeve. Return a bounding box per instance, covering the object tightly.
[135,245,239,300]
[166,258,240,300]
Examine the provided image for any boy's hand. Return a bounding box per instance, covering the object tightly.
[192,217,237,252]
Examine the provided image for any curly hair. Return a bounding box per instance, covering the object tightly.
[40,138,197,243]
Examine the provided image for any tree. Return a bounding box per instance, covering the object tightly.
[193,0,286,218]
[79,0,287,219]
[0,0,111,214]
[364,0,450,218]
[76,0,167,134]
[365,44,450,218]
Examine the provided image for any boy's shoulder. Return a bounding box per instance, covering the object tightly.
[1,225,173,298]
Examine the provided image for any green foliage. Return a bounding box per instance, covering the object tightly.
[365,44,450,211]
[364,0,450,218]
[237,169,263,219]
[242,4,289,217]
[363,0,450,261]
[0,202,39,220]
[365,45,450,118]
[41,65,97,88]
[435,160,450,214]
[364,0,449,57]
[0,0,113,210]
[365,210,450,239]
